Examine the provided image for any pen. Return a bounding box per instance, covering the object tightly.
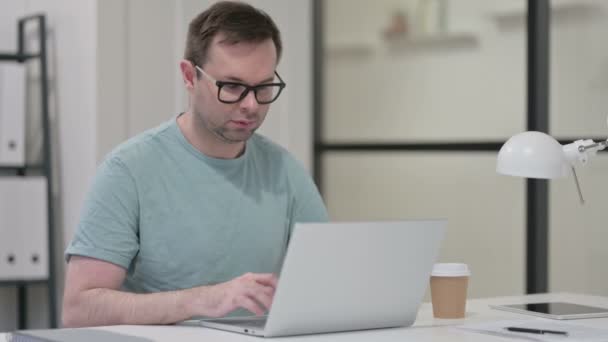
[505,326,569,336]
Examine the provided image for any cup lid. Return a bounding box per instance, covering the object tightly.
[431,263,471,277]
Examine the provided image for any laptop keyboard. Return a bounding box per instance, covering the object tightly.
[203,317,267,328]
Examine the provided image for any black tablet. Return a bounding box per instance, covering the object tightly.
[490,301,608,320]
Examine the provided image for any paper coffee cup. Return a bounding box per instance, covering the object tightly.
[430,263,470,319]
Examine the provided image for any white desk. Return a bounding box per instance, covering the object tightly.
[3,293,608,341]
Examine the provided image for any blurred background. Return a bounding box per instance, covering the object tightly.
[1,0,607,332]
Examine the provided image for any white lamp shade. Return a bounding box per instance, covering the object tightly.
[496,131,570,179]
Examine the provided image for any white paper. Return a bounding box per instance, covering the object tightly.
[456,319,608,342]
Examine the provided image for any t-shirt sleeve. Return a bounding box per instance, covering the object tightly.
[64,156,140,269]
[287,157,329,225]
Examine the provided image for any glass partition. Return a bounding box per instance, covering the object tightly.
[323,152,525,297]
[319,0,528,298]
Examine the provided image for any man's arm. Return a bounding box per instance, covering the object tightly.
[62,256,277,327]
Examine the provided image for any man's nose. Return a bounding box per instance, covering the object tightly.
[240,90,259,111]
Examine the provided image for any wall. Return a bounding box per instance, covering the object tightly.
[0,0,98,331]
[97,0,177,162]
[96,0,128,162]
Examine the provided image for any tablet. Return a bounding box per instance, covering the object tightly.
[490,302,608,320]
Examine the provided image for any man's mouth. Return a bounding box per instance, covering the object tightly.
[229,120,255,128]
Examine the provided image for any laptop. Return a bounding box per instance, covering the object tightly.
[179,220,446,337]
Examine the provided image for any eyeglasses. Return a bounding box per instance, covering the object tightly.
[195,65,286,104]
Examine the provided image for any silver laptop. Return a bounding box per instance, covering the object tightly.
[180,220,446,337]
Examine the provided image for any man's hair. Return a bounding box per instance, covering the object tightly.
[184,1,282,71]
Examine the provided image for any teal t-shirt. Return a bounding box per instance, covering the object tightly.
[65,114,329,294]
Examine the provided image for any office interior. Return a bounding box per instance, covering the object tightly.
[1,0,607,332]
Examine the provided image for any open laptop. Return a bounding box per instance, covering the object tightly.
[180,220,446,337]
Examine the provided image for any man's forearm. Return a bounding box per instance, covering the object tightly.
[63,287,199,327]
[62,271,275,327]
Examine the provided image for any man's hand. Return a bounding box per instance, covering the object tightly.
[189,273,278,318]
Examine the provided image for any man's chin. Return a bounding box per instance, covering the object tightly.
[217,130,255,144]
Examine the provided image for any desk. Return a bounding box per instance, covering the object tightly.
[2,293,608,341]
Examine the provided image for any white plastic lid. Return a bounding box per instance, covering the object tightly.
[431,263,471,277]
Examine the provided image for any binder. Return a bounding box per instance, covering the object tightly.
[0,63,26,166]
[0,177,48,280]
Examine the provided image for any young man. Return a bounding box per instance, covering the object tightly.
[62,1,328,327]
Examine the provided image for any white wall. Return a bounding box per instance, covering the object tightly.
[97,0,179,161]
[0,0,98,331]
[97,0,128,161]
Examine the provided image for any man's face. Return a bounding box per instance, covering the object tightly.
[190,35,278,144]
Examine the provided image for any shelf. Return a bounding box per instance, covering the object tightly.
[0,279,49,287]
[325,40,375,56]
[0,53,39,62]
[385,32,478,49]
[326,32,478,56]
[490,1,598,21]
[0,165,45,173]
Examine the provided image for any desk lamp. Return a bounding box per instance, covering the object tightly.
[496,124,608,203]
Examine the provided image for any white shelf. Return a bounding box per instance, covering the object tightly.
[385,32,478,49]
[325,32,478,56]
[325,40,375,55]
[490,1,597,21]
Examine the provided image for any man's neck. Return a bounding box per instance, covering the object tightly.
[177,111,245,159]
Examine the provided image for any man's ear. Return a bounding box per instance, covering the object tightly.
[179,60,196,90]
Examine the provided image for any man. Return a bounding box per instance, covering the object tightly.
[62,1,328,327]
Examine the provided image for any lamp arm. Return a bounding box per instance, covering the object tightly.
[562,138,607,205]
[562,138,608,167]
[579,139,608,153]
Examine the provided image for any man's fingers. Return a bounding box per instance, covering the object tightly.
[251,273,278,288]
[252,289,273,311]
[242,283,274,311]
[221,273,278,316]
[261,284,275,298]
[237,295,266,316]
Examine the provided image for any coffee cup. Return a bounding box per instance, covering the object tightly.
[430,263,470,319]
